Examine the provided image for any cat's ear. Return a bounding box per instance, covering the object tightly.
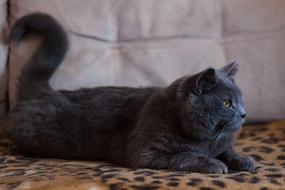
[195,68,216,94]
[178,68,216,98]
[222,61,239,76]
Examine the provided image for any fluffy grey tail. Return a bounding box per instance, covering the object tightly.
[10,13,68,102]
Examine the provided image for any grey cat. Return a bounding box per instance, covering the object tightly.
[5,13,255,174]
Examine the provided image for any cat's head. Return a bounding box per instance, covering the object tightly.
[176,61,245,140]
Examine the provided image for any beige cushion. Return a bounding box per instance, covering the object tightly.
[9,0,285,121]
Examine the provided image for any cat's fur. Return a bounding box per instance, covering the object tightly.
[5,13,255,173]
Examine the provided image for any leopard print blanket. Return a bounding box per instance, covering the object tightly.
[1,121,285,190]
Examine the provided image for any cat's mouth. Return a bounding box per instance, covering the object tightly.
[215,121,242,133]
[211,122,241,146]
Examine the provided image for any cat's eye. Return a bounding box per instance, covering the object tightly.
[223,100,232,108]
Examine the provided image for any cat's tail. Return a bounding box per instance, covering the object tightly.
[10,13,68,102]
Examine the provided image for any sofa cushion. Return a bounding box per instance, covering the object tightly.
[1,120,285,189]
[9,0,285,121]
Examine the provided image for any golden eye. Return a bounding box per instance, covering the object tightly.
[223,100,232,108]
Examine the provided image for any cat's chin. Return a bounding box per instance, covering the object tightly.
[226,124,242,133]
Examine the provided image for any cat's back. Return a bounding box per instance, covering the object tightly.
[61,86,159,119]
[13,86,160,128]
[61,86,159,106]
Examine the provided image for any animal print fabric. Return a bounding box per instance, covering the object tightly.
[1,120,285,190]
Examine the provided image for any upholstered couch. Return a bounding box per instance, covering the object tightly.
[1,1,285,190]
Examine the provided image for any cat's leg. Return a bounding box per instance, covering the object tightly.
[217,146,255,171]
[130,151,228,173]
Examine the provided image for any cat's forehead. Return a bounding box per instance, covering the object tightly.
[215,71,242,98]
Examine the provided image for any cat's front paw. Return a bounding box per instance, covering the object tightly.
[227,156,256,172]
[199,158,228,174]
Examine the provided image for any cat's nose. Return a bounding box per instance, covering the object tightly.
[240,113,246,119]
[239,106,246,119]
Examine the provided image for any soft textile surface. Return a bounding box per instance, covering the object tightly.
[8,0,285,121]
[1,120,285,190]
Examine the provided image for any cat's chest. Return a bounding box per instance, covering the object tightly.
[208,137,230,156]
[168,135,230,157]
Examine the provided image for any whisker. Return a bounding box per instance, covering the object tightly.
[214,133,222,146]
[214,125,227,146]
[215,130,224,146]
[213,128,221,142]
[213,124,225,139]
